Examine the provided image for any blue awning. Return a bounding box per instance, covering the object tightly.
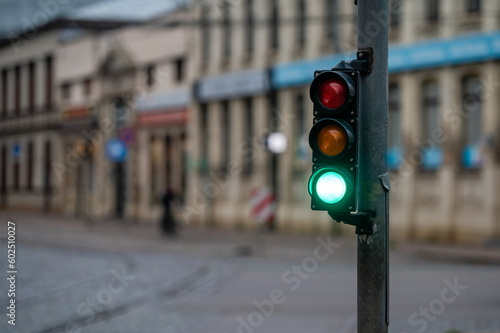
[272,30,500,89]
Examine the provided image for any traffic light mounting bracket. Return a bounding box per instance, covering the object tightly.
[348,48,373,74]
[328,211,375,235]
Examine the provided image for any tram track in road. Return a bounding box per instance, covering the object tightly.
[34,261,235,333]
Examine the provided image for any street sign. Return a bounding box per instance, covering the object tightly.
[106,138,128,162]
[118,127,136,146]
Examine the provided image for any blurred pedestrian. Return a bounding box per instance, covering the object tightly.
[161,188,177,236]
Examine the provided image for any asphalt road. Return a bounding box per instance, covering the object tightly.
[0,212,499,333]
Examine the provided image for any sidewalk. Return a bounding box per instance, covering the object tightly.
[2,210,500,265]
[2,210,359,261]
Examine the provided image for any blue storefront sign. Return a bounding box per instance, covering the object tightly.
[387,147,403,171]
[106,138,128,162]
[462,144,484,169]
[272,30,500,89]
[421,146,443,170]
[389,30,500,73]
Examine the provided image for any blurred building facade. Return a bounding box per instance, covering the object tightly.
[0,0,191,221]
[0,31,62,212]
[186,0,500,243]
[56,22,190,221]
[1,0,500,244]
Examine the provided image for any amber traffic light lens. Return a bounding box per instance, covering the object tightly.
[317,124,348,156]
[318,78,348,109]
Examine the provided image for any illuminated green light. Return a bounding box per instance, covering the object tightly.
[315,171,347,204]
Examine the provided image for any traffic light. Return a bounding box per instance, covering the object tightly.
[308,61,359,216]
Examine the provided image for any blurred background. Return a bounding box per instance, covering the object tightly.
[0,0,500,332]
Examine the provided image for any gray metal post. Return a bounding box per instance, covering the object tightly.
[356,0,389,332]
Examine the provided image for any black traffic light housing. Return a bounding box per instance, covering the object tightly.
[308,61,360,213]
[308,54,376,235]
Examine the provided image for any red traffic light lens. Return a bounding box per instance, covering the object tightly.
[318,78,348,109]
[317,124,348,156]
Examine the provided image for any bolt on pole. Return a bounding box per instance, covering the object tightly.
[356,0,390,332]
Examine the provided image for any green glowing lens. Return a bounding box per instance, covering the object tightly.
[315,171,347,204]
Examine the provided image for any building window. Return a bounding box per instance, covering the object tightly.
[389,0,401,28]
[1,69,7,118]
[421,81,442,170]
[245,0,254,55]
[200,103,209,174]
[222,2,231,58]
[461,75,483,169]
[146,64,156,87]
[201,6,211,62]
[221,101,230,170]
[324,0,339,50]
[13,161,20,191]
[243,98,254,175]
[61,83,71,100]
[1,146,6,202]
[422,81,440,140]
[294,93,307,171]
[295,94,306,139]
[28,62,35,113]
[425,0,439,23]
[175,58,185,82]
[43,141,52,208]
[388,84,402,170]
[296,0,306,47]
[270,0,279,50]
[269,92,278,132]
[45,56,53,109]
[14,66,20,115]
[466,0,480,13]
[27,142,33,192]
[83,78,91,96]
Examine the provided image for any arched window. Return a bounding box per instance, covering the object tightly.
[421,81,442,169]
[461,75,483,169]
[388,83,402,170]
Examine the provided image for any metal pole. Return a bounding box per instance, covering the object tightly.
[356,0,389,332]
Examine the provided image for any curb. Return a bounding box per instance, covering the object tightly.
[400,243,500,265]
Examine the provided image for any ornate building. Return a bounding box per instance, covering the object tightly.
[186,0,500,243]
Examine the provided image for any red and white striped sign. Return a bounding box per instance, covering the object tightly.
[250,187,276,225]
